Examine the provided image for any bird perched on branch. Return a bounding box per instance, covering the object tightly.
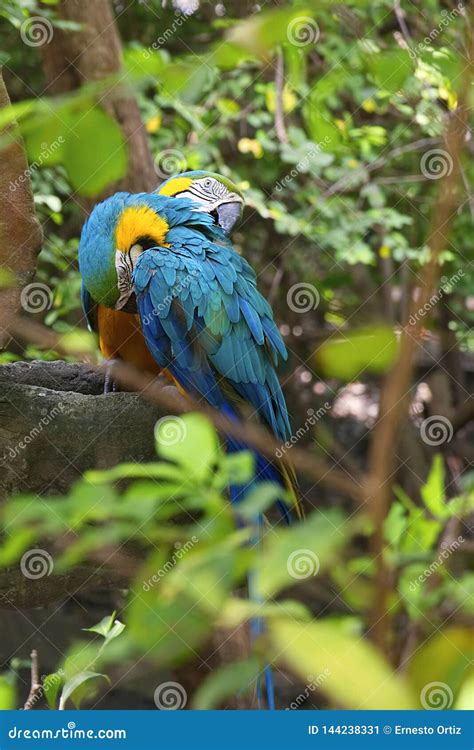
[81,171,244,383]
[79,186,302,709]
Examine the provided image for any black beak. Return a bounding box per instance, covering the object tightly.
[216,201,243,234]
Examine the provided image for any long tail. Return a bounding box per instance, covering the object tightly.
[223,415,302,710]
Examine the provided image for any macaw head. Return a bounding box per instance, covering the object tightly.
[79,191,217,312]
[79,192,170,311]
[158,170,244,234]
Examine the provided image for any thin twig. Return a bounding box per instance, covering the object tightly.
[274,48,288,144]
[23,650,42,710]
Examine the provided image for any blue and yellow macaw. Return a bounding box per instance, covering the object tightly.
[81,172,244,383]
[79,186,301,709]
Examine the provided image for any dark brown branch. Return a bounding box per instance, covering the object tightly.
[0,70,43,348]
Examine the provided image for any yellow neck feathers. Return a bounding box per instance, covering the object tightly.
[115,206,169,251]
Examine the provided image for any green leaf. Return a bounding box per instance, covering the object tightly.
[59,671,108,710]
[256,510,350,597]
[227,8,314,58]
[193,656,263,709]
[63,107,127,197]
[43,672,63,710]
[84,612,125,644]
[315,326,398,380]
[269,619,416,709]
[367,49,415,93]
[0,675,15,710]
[155,413,219,482]
[408,627,474,707]
[421,454,446,518]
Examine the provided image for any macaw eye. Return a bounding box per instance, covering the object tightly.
[204,179,213,188]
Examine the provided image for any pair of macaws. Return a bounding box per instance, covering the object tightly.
[78,171,302,708]
[79,170,300,518]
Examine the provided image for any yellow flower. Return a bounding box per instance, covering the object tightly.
[379,245,391,259]
[238,138,263,159]
[362,98,376,113]
[145,114,162,133]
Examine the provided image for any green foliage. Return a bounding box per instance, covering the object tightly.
[2,415,470,709]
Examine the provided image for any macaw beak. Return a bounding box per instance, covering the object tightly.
[216,199,243,234]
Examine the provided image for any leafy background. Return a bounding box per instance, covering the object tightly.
[0,0,472,711]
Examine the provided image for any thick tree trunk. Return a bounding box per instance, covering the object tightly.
[0,71,43,348]
[39,0,157,203]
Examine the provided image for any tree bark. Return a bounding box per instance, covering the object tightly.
[39,0,157,204]
[0,70,43,348]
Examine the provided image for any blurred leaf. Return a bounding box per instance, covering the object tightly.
[227,8,313,58]
[0,675,15,710]
[43,672,63,710]
[256,510,349,597]
[367,49,415,93]
[63,107,127,196]
[193,656,262,709]
[421,454,445,518]
[155,413,219,482]
[270,619,416,709]
[59,671,108,710]
[315,326,398,380]
[409,627,474,705]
